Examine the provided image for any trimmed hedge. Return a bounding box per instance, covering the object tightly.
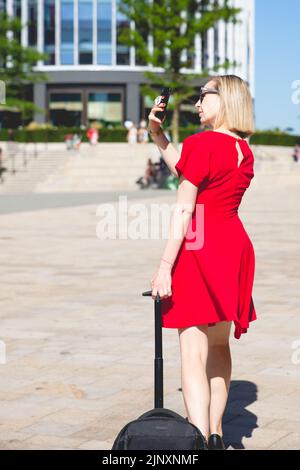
[182,130,300,146]
[0,127,127,143]
[0,127,299,145]
[249,132,300,146]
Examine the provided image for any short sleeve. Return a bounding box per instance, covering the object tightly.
[175,134,210,187]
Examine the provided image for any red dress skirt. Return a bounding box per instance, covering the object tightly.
[161,130,257,340]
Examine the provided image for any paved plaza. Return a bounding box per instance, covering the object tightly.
[0,164,300,450]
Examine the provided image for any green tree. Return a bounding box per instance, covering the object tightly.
[0,11,48,124]
[117,0,241,146]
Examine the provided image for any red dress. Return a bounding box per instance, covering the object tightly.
[161,130,257,340]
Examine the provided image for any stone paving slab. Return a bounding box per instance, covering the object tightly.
[0,175,300,450]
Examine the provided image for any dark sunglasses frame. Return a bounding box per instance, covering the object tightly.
[199,87,219,103]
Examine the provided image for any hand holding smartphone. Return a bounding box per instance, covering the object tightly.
[154,87,172,122]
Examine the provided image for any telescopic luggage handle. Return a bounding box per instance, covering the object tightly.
[142,289,160,301]
[142,290,163,408]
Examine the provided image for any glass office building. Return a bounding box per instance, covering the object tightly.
[1,0,255,127]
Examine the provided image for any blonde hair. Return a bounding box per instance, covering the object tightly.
[211,75,255,139]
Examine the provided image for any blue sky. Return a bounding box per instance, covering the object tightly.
[255,0,300,134]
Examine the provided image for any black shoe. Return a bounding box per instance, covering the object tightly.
[208,433,226,450]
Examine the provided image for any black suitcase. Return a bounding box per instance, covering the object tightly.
[111,290,208,450]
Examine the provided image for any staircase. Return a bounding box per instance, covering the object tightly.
[251,145,300,186]
[0,141,299,194]
[35,143,162,192]
[0,143,70,194]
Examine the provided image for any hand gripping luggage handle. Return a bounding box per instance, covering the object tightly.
[142,290,163,408]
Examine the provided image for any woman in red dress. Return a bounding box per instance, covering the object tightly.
[147,75,257,449]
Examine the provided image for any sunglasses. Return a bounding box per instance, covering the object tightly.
[199,86,219,103]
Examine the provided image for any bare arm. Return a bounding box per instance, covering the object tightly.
[151,175,199,299]
[160,175,198,264]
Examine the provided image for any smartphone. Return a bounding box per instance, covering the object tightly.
[154,87,172,122]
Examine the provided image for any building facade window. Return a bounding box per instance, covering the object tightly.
[201,32,208,70]
[134,12,149,66]
[214,24,219,66]
[28,0,37,47]
[213,0,219,66]
[13,0,21,16]
[224,21,228,62]
[201,0,209,70]
[14,0,21,42]
[78,0,93,64]
[49,92,83,126]
[0,0,6,12]
[61,0,74,64]
[44,0,55,65]
[87,91,122,125]
[97,0,112,65]
[48,88,123,127]
[116,0,129,65]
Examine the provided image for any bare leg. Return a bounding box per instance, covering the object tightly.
[178,325,210,442]
[206,321,232,437]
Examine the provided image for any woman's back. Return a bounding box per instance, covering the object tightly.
[176,130,255,219]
